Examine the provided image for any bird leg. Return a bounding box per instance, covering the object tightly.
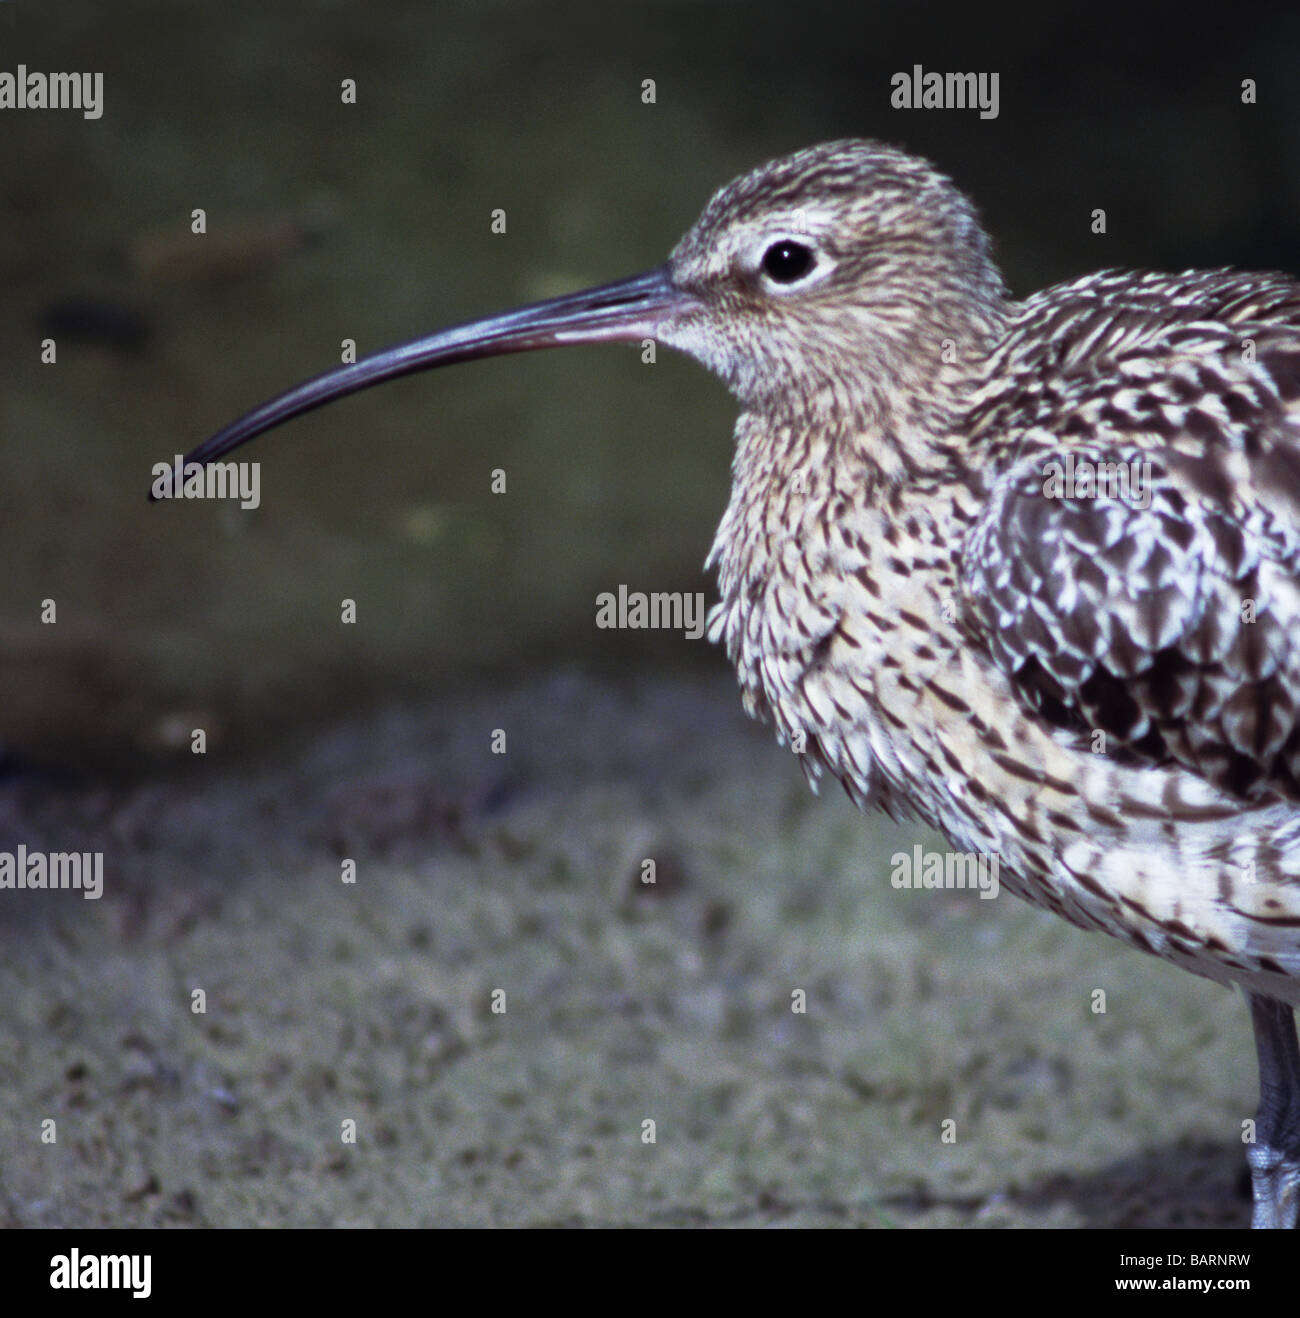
[1246,992,1300,1228]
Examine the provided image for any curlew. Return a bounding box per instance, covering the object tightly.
[167,141,1300,1228]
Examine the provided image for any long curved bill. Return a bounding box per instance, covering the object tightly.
[163,264,691,485]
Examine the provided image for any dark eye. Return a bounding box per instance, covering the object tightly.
[761,240,815,283]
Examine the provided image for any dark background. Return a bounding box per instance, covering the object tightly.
[4,0,1299,772]
[0,0,1290,1230]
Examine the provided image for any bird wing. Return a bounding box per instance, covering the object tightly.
[961,277,1300,804]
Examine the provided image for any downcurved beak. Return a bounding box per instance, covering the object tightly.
[160,264,690,490]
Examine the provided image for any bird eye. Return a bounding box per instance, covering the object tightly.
[760,240,816,284]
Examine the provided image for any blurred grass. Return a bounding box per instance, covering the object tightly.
[0,672,1256,1227]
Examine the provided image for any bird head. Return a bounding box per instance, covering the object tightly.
[661,139,1006,416]
[168,140,1005,478]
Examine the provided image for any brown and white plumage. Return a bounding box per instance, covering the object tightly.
[966,271,1300,806]
[184,138,1300,1227]
[678,147,1300,976]
[671,143,1300,1227]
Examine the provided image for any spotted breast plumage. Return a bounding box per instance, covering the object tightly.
[175,139,1300,1227]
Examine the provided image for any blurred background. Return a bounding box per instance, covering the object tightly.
[1,0,1297,1228]
[4,0,1300,772]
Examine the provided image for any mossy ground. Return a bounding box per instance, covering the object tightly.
[0,673,1255,1227]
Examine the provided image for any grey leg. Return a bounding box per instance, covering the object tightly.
[1246,993,1300,1229]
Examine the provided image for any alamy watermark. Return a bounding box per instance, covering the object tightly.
[1042,453,1151,509]
[0,65,102,119]
[890,65,999,120]
[0,846,103,900]
[50,1249,150,1299]
[151,456,261,509]
[595,585,706,640]
[890,843,1000,899]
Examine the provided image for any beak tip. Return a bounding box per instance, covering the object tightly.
[155,262,686,497]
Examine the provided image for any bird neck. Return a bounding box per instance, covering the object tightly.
[740,287,1006,493]
[741,355,986,500]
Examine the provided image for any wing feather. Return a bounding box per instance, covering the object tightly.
[962,290,1300,804]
